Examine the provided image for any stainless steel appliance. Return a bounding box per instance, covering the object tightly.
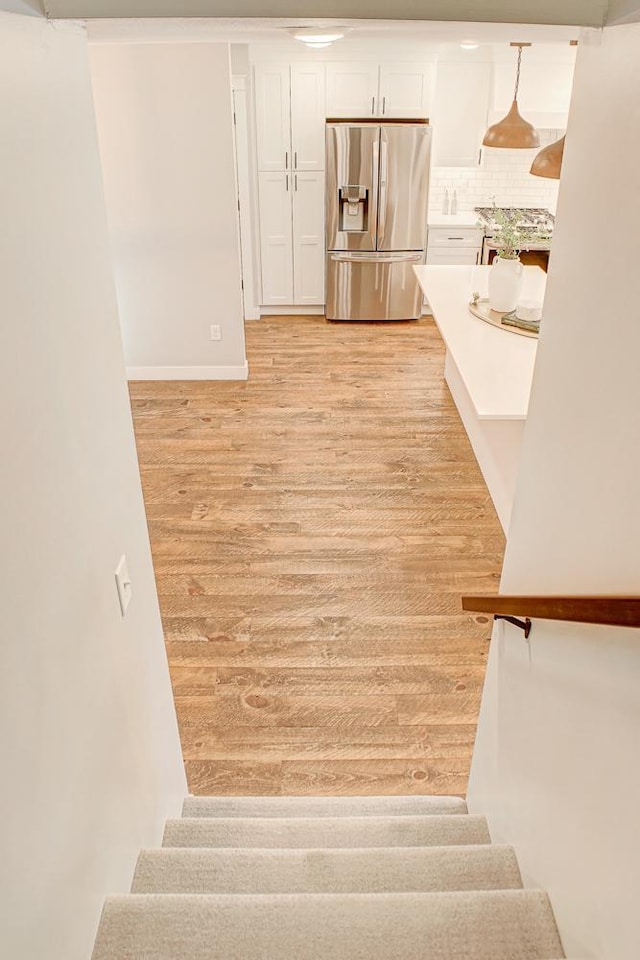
[325,121,431,320]
[475,206,554,270]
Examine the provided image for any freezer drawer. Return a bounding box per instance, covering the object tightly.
[326,251,424,321]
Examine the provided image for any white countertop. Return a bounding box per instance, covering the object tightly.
[427,211,483,228]
[414,265,545,420]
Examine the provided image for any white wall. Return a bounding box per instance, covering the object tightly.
[89,41,247,379]
[469,23,640,960]
[0,13,186,960]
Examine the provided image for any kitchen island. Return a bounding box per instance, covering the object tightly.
[414,265,546,532]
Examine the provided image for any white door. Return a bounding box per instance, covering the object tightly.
[290,63,326,171]
[431,61,491,167]
[326,62,379,118]
[255,64,291,171]
[292,171,325,305]
[258,172,294,304]
[378,63,433,118]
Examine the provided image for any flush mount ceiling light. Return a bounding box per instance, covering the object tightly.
[460,41,480,50]
[483,43,540,150]
[530,135,565,179]
[291,28,345,49]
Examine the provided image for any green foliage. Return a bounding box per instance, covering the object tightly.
[492,206,526,260]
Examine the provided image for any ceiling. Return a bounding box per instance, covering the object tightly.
[42,0,612,27]
[83,17,585,46]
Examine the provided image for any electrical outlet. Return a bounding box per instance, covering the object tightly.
[115,555,132,617]
[210,325,221,341]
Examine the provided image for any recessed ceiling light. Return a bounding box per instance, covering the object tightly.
[460,41,480,50]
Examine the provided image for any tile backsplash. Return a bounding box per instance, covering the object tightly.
[429,130,563,216]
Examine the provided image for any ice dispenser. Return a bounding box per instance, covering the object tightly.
[339,185,368,233]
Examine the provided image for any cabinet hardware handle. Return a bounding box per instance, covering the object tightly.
[295,174,298,191]
[382,96,386,114]
[294,151,297,169]
[286,174,289,191]
[371,96,375,115]
[285,150,289,169]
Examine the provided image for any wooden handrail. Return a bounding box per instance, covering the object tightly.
[462,596,640,630]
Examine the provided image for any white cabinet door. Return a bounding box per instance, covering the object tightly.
[292,172,325,304]
[431,61,491,167]
[255,65,291,171]
[258,172,294,304]
[492,56,575,128]
[426,247,480,265]
[290,63,326,170]
[326,62,379,118]
[379,63,432,118]
[427,227,484,248]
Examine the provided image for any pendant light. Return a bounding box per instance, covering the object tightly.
[483,43,540,149]
[530,41,575,178]
[530,135,565,179]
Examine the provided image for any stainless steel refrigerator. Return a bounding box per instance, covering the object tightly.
[325,121,431,321]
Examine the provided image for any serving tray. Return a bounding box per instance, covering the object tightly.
[468,299,539,339]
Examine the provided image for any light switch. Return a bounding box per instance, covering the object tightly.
[115,555,132,617]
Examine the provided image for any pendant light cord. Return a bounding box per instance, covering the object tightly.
[514,45,522,100]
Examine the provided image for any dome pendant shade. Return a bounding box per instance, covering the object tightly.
[530,135,565,179]
[482,100,541,149]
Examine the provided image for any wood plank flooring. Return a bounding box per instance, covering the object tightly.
[129,315,505,797]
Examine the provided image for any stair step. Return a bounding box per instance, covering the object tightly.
[92,891,564,960]
[182,795,468,819]
[163,814,490,849]
[132,844,522,894]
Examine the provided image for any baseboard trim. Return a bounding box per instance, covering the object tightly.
[260,306,325,316]
[126,362,249,381]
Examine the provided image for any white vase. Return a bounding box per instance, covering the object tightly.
[488,256,523,313]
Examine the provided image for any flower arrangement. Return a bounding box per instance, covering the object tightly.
[491,206,526,260]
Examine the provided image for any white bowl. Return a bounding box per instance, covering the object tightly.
[515,300,542,323]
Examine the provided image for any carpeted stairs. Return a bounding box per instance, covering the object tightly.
[92,795,565,960]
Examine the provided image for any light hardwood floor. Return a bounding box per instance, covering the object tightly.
[129,315,505,796]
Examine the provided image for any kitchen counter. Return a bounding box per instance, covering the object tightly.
[427,211,483,228]
[414,264,546,531]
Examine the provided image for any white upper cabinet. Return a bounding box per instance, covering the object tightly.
[431,60,492,167]
[327,62,432,118]
[491,51,576,128]
[255,65,290,171]
[378,63,432,118]
[326,62,380,117]
[290,63,326,171]
[255,63,326,171]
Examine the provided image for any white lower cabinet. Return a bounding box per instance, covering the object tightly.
[426,227,484,265]
[259,170,325,306]
[426,248,480,265]
[258,173,294,304]
[292,172,325,304]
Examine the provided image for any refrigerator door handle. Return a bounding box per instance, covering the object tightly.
[377,139,388,248]
[330,252,423,264]
[370,138,380,250]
